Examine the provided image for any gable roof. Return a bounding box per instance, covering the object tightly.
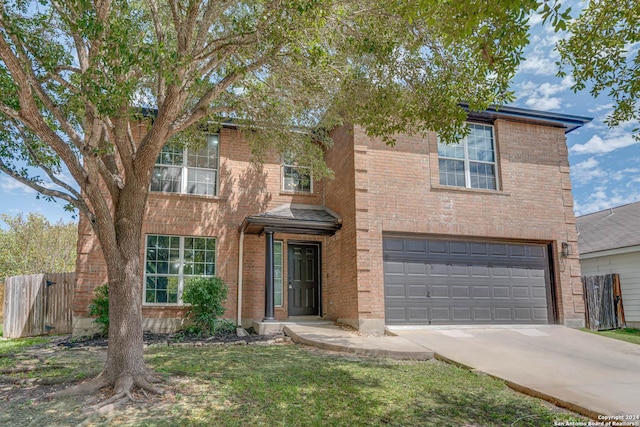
[577,201,640,255]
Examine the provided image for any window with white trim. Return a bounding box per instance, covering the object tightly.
[144,235,216,304]
[274,241,283,307]
[438,123,497,190]
[282,153,312,193]
[151,134,219,196]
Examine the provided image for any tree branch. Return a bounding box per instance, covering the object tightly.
[42,71,81,95]
[3,29,85,150]
[0,104,22,121]
[0,158,92,219]
[146,0,166,106]
[0,31,88,189]
[193,0,230,53]
[171,54,275,134]
[18,127,84,201]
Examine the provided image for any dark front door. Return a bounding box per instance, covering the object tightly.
[288,244,319,316]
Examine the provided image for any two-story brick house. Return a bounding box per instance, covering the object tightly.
[73,106,591,335]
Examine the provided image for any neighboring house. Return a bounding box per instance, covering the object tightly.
[73,106,591,335]
[577,202,640,328]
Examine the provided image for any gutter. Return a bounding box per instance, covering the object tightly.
[579,244,640,260]
[460,103,592,134]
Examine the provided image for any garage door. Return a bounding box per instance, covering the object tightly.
[383,238,552,325]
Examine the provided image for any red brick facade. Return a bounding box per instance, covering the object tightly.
[73,115,585,335]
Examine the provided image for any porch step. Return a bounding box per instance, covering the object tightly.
[283,324,434,360]
[252,318,332,335]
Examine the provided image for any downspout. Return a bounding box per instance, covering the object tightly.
[236,225,248,336]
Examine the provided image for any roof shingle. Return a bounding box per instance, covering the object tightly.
[576,201,640,255]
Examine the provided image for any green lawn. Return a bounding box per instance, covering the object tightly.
[0,334,51,355]
[141,345,581,427]
[582,327,640,345]
[0,341,584,426]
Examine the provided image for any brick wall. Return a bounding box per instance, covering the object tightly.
[74,126,327,331]
[350,119,584,326]
[74,116,585,333]
[323,124,360,326]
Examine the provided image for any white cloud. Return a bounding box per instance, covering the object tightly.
[570,157,606,184]
[574,189,640,216]
[518,54,557,76]
[0,176,36,195]
[527,96,562,110]
[570,131,638,155]
[611,167,640,181]
[527,12,544,26]
[516,77,574,111]
[588,103,614,114]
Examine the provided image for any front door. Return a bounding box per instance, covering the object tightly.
[288,244,319,316]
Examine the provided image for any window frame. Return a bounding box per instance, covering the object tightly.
[143,234,216,306]
[281,154,313,193]
[151,134,220,196]
[437,123,498,191]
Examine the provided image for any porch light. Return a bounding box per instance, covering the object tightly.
[561,242,572,258]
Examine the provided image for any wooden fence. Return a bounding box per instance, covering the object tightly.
[582,273,626,330]
[3,273,75,338]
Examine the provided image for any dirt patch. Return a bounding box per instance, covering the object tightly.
[56,329,284,349]
[0,330,288,426]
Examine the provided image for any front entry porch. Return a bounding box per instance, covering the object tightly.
[238,203,342,334]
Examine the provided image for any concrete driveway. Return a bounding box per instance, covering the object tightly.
[389,325,640,417]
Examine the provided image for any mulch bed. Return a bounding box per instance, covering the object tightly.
[54,329,288,349]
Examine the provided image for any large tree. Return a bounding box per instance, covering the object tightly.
[0,0,540,402]
[556,0,640,134]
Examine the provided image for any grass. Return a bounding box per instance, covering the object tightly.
[0,335,51,355]
[142,345,581,427]
[0,341,585,427]
[582,327,640,345]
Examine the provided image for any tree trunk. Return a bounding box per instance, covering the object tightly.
[102,246,146,392]
[93,184,162,397]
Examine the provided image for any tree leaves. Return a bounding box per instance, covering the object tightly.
[0,213,77,280]
[0,0,544,247]
[555,0,639,135]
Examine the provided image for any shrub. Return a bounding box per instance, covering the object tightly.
[182,276,230,335]
[87,284,109,336]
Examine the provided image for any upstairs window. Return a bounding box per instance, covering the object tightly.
[282,153,312,193]
[438,123,497,190]
[151,134,219,196]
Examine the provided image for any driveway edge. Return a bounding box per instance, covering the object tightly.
[434,353,604,420]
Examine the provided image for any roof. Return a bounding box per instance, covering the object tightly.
[463,104,592,134]
[139,105,591,134]
[240,204,342,235]
[577,201,640,255]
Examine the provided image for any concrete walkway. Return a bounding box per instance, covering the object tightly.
[391,326,640,418]
[283,324,434,360]
[284,323,640,419]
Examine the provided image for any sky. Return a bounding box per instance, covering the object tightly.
[511,8,640,217]
[0,5,638,225]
